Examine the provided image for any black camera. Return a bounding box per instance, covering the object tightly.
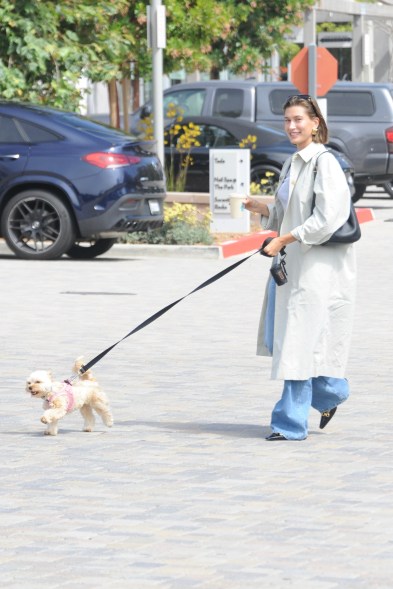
[270,259,288,286]
[260,237,288,286]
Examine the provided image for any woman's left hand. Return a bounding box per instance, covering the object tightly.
[262,237,286,257]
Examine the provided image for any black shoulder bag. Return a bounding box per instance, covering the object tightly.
[312,151,361,245]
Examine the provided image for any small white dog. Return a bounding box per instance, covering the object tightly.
[26,358,113,436]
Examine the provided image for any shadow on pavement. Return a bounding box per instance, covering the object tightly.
[120,420,270,439]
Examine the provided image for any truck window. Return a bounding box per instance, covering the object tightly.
[326,91,375,116]
[213,89,244,118]
[163,89,206,117]
[267,89,292,115]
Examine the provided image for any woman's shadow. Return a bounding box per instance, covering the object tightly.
[119,420,270,439]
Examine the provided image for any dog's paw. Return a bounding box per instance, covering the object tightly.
[83,427,93,432]
[41,415,49,424]
[44,429,57,436]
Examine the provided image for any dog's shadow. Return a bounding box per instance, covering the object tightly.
[119,420,270,439]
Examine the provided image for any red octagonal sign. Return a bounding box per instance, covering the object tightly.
[291,46,338,97]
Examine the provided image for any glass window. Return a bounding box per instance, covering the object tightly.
[166,123,238,149]
[17,120,61,143]
[212,89,244,118]
[0,116,26,143]
[55,113,135,139]
[163,89,206,117]
[267,89,293,115]
[192,124,238,148]
[266,88,376,117]
[326,91,375,116]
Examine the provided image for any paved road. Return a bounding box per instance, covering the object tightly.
[1,190,392,588]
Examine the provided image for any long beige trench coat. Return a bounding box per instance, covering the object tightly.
[257,141,357,380]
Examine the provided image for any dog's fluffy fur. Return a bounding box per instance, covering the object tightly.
[26,357,113,436]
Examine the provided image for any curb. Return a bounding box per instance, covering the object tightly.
[0,208,375,260]
[109,243,223,259]
[219,207,375,258]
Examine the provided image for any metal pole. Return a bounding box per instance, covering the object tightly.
[151,0,165,166]
[308,43,317,98]
[304,8,317,98]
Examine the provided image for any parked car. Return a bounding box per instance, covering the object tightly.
[164,116,355,196]
[0,102,165,260]
[132,79,393,201]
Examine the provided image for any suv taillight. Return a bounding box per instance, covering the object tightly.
[385,128,393,153]
[82,152,141,168]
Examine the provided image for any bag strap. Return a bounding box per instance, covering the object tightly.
[311,149,330,209]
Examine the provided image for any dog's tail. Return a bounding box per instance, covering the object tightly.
[73,356,96,381]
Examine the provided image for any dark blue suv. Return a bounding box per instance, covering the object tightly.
[0,102,165,260]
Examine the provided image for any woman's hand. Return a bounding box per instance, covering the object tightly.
[262,237,285,257]
[244,197,269,216]
[263,234,297,257]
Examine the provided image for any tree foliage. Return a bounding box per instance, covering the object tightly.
[0,0,315,111]
[0,0,146,110]
[164,0,315,77]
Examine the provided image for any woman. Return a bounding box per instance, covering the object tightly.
[245,94,356,441]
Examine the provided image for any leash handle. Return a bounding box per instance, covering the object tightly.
[260,236,286,257]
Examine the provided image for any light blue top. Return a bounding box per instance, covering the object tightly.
[277,167,290,211]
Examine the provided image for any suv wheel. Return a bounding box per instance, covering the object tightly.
[65,238,117,259]
[1,189,76,260]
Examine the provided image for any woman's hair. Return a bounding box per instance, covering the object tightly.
[283,94,328,144]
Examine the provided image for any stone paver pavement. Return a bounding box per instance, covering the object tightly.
[0,192,392,588]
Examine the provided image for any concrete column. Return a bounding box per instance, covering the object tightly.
[352,16,374,82]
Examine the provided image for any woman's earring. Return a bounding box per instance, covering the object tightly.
[312,128,319,136]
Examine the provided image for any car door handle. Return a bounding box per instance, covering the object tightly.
[0,154,20,160]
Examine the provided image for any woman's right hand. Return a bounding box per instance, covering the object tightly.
[243,197,270,216]
[244,197,262,213]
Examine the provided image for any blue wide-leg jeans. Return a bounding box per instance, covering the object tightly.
[264,278,350,440]
[270,377,350,440]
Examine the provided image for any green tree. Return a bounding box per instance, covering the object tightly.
[0,1,147,122]
[0,1,82,109]
[164,0,315,78]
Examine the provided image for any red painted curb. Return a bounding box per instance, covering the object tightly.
[219,208,374,258]
[355,207,374,224]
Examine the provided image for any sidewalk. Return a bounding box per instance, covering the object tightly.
[0,194,392,588]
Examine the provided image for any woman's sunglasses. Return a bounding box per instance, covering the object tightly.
[285,94,318,115]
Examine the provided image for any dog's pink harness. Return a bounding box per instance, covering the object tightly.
[47,381,75,413]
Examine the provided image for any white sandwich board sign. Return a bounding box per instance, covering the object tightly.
[209,149,250,233]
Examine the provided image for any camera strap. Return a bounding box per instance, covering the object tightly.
[73,245,264,378]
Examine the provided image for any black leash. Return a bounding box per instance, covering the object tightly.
[73,243,271,378]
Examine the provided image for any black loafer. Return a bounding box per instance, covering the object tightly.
[265,432,287,441]
[319,407,337,429]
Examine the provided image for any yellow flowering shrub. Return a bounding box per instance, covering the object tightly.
[137,103,201,192]
[250,171,277,195]
[238,134,257,150]
[165,108,201,192]
[124,202,213,245]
